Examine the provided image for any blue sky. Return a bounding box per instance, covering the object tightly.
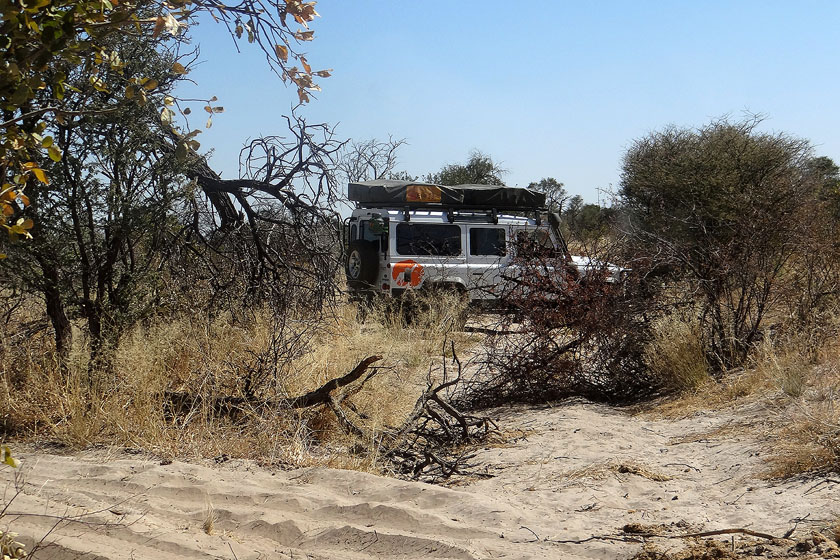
[179,1,840,203]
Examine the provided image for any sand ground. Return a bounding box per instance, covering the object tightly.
[3,400,838,559]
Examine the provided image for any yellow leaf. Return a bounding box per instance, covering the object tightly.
[206,117,212,128]
[19,194,30,207]
[172,62,187,74]
[30,168,48,185]
[300,56,311,74]
[2,446,19,468]
[160,107,175,125]
[143,79,159,91]
[275,44,289,62]
[2,204,14,217]
[164,96,174,106]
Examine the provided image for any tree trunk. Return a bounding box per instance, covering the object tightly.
[35,254,72,372]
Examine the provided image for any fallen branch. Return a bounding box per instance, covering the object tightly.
[383,341,497,481]
[165,355,382,434]
[666,528,780,541]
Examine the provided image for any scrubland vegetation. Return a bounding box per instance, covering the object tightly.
[1,2,839,488]
[1,114,840,483]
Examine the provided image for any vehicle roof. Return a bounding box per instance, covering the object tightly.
[351,207,540,226]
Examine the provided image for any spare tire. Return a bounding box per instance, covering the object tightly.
[346,240,379,288]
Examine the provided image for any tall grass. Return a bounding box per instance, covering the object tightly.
[645,314,710,393]
[0,293,473,471]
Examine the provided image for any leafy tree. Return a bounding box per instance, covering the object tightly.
[527,177,566,210]
[4,31,192,370]
[563,194,584,219]
[565,202,615,243]
[426,150,506,186]
[620,116,817,368]
[1,0,328,251]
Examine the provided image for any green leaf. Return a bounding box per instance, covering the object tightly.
[175,142,188,161]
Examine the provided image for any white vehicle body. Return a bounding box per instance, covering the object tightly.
[344,181,626,302]
[347,208,557,300]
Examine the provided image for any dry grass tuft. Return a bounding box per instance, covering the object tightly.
[645,314,710,393]
[556,460,672,485]
[753,341,808,399]
[202,503,216,535]
[647,368,771,420]
[649,322,840,478]
[613,461,672,482]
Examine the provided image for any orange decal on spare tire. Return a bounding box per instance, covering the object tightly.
[392,259,424,287]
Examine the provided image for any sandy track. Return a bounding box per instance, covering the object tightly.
[3,401,838,559]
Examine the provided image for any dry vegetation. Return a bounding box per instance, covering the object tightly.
[644,311,840,479]
[0,293,476,473]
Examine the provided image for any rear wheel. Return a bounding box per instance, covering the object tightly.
[346,240,379,289]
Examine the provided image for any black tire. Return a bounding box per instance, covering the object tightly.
[346,240,379,288]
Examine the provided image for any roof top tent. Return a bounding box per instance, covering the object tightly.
[347,180,547,211]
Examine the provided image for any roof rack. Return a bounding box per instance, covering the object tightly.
[348,180,546,212]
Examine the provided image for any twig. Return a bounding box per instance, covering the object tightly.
[632,528,781,541]
[664,462,701,473]
[519,525,540,542]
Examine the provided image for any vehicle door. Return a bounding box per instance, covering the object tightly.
[465,225,509,299]
[390,221,466,290]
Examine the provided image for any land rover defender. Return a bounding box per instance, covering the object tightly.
[344,180,624,303]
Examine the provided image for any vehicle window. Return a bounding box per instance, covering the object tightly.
[396,224,461,256]
[350,224,357,241]
[516,229,557,257]
[359,221,381,242]
[469,228,506,256]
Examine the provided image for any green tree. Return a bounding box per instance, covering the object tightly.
[527,177,566,211]
[5,31,192,370]
[426,150,506,186]
[620,116,817,368]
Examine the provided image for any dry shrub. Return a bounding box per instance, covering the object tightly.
[645,314,710,392]
[458,246,662,409]
[0,298,473,471]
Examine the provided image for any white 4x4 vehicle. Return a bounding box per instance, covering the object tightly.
[344,180,622,302]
